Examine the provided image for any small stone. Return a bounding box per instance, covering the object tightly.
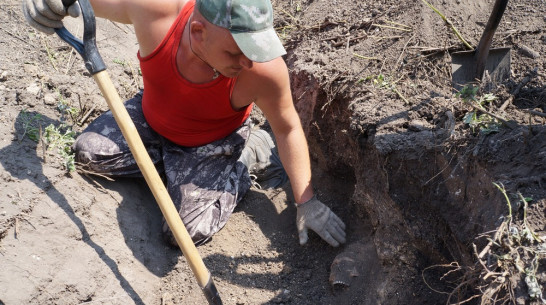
[26,83,41,96]
[408,119,431,131]
[0,70,8,82]
[44,92,57,106]
[7,90,18,104]
[281,265,293,274]
[518,45,540,59]
[23,64,39,76]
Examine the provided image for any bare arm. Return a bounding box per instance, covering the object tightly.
[88,0,133,24]
[89,0,184,23]
[246,58,314,204]
[89,0,187,56]
[236,58,346,247]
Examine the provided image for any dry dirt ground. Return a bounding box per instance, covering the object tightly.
[1,0,545,304]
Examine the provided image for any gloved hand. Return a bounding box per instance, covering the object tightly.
[22,0,81,35]
[296,195,346,247]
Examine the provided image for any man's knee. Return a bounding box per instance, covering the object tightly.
[73,131,122,157]
[72,131,139,176]
[162,219,214,247]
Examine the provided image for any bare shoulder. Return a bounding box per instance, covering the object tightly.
[233,57,292,110]
[91,0,188,24]
[140,0,189,16]
[127,0,190,56]
[129,0,188,22]
[239,57,290,95]
[250,57,289,82]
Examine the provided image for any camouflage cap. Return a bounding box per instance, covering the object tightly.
[195,0,287,63]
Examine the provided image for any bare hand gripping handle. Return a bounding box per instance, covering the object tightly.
[54,0,222,303]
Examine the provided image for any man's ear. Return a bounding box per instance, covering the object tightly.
[190,20,206,43]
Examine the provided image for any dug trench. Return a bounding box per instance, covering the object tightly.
[290,69,546,304]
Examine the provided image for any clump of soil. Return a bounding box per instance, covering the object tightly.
[1,0,545,304]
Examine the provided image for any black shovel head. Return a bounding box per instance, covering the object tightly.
[451,47,511,91]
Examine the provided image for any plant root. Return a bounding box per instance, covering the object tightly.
[423,184,545,304]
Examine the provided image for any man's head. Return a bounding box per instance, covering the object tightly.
[195,0,286,63]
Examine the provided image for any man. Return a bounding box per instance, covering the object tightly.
[23,0,346,247]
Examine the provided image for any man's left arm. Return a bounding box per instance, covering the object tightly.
[250,58,346,247]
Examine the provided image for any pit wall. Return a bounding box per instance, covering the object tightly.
[290,70,518,304]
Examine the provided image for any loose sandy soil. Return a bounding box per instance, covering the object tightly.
[0,0,545,304]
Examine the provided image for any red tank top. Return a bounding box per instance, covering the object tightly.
[137,0,252,147]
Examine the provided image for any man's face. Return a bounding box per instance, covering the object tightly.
[203,26,253,77]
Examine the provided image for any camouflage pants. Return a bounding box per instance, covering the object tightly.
[73,92,252,245]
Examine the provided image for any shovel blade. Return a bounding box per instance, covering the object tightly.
[451,47,511,91]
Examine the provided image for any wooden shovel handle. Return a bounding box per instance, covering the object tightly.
[93,71,221,303]
[54,0,223,301]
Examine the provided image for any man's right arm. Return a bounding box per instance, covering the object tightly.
[90,0,185,25]
[88,0,133,24]
[23,0,188,56]
[90,0,187,56]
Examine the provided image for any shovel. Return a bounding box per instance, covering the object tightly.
[451,0,511,90]
[54,0,223,303]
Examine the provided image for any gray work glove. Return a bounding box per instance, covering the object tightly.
[22,0,81,35]
[296,195,346,247]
